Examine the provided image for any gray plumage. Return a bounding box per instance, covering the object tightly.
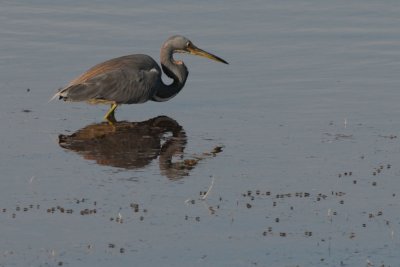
[52,35,228,122]
[60,55,161,104]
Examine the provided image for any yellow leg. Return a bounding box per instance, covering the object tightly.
[103,103,118,124]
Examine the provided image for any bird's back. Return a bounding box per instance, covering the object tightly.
[69,54,160,85]
[60,54,162,104]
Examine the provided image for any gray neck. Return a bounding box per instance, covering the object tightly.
[151,46,189,102]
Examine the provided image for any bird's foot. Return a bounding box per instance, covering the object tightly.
[104,113,117,125]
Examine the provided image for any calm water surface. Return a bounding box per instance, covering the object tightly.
[1,1,400,266]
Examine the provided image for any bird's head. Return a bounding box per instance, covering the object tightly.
[163,35,228,65]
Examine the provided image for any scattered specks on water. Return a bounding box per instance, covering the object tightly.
[130,203,139,212]
[380,134,397,139]
[0,161,393,262]
[338,171,352,178]
[115,215,123,224]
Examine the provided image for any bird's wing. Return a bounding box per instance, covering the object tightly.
[59,68,161,104]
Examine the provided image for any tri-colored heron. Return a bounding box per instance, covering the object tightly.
[51,35,228,123]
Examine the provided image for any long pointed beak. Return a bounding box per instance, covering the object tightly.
[187,44,228,64]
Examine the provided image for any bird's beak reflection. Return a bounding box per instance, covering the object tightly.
[187,44,228,64]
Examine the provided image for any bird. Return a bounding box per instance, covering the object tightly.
[51,35,228,123]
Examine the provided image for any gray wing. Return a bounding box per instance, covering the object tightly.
[59,67,161,104]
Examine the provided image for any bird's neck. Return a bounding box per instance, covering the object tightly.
[151,47,189,102]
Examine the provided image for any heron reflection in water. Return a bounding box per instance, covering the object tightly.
[58,116,222,180]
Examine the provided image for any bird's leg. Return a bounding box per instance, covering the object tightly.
[104,103,118,124]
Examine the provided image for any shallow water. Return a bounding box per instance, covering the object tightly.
[1,1,400,266]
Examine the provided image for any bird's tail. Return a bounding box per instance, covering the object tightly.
[48,88,64,102]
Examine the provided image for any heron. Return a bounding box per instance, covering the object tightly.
[51,35,228,123]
